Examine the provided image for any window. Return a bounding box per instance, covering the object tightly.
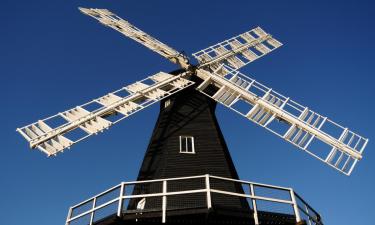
[179,136,195,154]
[164,99,171,108]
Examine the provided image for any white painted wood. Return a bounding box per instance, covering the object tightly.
[196,67,367,175]
[66,175,321,225]
[16,7,367,177]
[125,82,150,93]
[79,8,190,69]
[193,26,282,73]
[17,72,194,155]
[162,181,167,223]
[250,184,259,225]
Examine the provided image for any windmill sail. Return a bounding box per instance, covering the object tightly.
[79,8,190,69]
[16,7,368,178]
[196,66,367,175]
[17,72,194,156]
[192,27,282,75]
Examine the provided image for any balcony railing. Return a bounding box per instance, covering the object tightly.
[65,174,322,225]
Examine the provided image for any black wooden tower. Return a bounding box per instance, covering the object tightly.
[119,74,299,224]
[136,74,241,183]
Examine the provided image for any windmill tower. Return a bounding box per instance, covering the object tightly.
[16,7,368,225]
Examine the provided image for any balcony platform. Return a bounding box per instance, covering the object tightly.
[65,175,322,225]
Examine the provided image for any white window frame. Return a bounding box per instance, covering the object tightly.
[164,99,171,108]
[179,135,195,154]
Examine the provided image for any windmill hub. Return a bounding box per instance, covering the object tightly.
[16,6,368,225]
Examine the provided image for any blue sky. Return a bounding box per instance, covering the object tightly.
[1,0,374,224]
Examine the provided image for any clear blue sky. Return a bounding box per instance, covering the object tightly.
[1,0,374,224]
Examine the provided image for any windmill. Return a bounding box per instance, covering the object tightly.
[16,7,368,225]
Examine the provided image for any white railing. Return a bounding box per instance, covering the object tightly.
[65,174,322,225]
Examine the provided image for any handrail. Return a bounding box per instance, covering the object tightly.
[294,192,321,219]
[65,174,323,225]
[209,174,292,191]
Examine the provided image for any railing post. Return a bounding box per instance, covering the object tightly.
[205,174,212,209]
[162,180,167,223]
[305,205,312,225]
[117,183,125,217]
[65,207,72,225]
[89,197,96,225]
[290,189,302,223]
[250,184,259,225]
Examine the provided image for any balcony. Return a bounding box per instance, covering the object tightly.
[66,174,322,225]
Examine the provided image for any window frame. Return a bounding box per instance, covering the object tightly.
[164,99,171,108]
[179,135,195,154]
